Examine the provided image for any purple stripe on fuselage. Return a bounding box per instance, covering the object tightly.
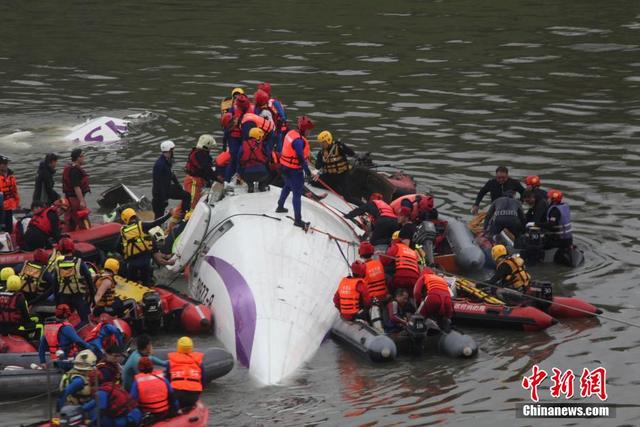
[205,256,256,368]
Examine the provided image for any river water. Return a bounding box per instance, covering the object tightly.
[2,0,640,425]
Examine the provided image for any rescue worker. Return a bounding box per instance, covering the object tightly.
[61,148,90,231]
[85,314,124,357]
[220,87,246,147]
[93,258,123,316]
[39,304,92,364]
[523,189,548,226]
[120,208,171,285]
[524,175,547,202]
[22,198,68,250]
[17,248,56,305]
[152,140,191,219]
[131,356,178,421]
[238,127,270,193]
[33,153,60,206]
[488,244,531,291]
[276,115,318,229]
[58,349,98,409]
[384,288,415,333]
[471,166,525,215]
[333,263,371,321]
[0,155,20,233]
[0,275,33,335]
[313,130,355,200]
[483,190,526,238]
[255,82,288,152]
[344,193,399,245]
[168,336,204,410]
[183,134,216,209]
[358,241,389,303]
[542,189,573,251]
[82,369,142,427]
[214,150,231,183]
[53,238,95,326]
[0,267,15,291]
[96,344,124,384]
[397,194,439,223]
[381,226,420,292]
[413,269,453,331]
[123,334,168,391]
[223,94,254,182]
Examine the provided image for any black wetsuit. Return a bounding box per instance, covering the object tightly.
[474,178,525,206]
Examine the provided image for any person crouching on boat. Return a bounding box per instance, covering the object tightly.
[168,336,204,410]
[131,356,179,422]
[384,288,415,333]
[96,344,125,384]
[488,244,531,299]
[119,207,171,285]
[381,225,420,292]
[0,275,36,336]
[22,198,68,250]
[85,314,124,358]
[276,115,318,229]
[93,257,133,318]
[345,193,399,245]
[81,366,142,427]
[183,134,217,209]
[16,248,56,305]
[53,238,95,327]
[483,190,526,240]
[58,349,98,409]
[39,304,93,365]
[333,264,372,322]
[238,127,271,193]
[413,269,453,332]
[313,130,355,200]
[358,241,390,303]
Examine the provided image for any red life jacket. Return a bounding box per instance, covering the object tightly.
[29,206,55,234]
[135,370,170,414]
[228,106,255,139]
[62,163,90,196]
[85,322,118,349]
[0,292,25,324]
[239,139,267,168]
[280,130,309,169]
[372,200,396,219]
[100,382,137,417]
[267,98,286,131]
[364,259,388,299]
[394,243,420,277]
[240,113,275,134]
[43,320,76,359]
[423,273,450,294]
[185,148,209,177]
[215,151,231,167]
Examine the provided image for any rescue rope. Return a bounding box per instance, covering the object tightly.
[334,239,352,272]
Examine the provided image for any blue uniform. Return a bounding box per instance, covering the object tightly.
[58,376,88,410]
[88,323,123,356]
[122,350,169,391]
[82,390,143,427]
[277,138,311,223]
[39,323,92,363]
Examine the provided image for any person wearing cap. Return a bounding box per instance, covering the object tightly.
[333,262,372,321]
[39,304,92,364]
[0,156,20,233]
[483,190,526,239]
[0,275,33,335]
[184,134,217,209]
[32,153,60,206]
[381,226,420,292]
[16,248,56,305]
[131,356,179,421]
[53,238,95,327]
[471,166,524,215]
[123,334,168,391]
[167,336,204,410]
[345,193,400,245]
[152,140,191,219]
[384,288,415,333]
[238,127,270,193]
[276,115,318,229]
[22,199,68,250]
[61,148,90,231]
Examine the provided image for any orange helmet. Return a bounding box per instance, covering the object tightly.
[525,175,541,187]
[33,248,49,265]
[358,241,375,257]
[548,189,563,203]
[297,115,314,132]
[257,82,272,96]
[254,89,269,106]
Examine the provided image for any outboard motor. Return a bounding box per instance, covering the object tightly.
[414,221,437,265]
[516,225,545,264]
[369,299,384,332]
[526,280,553,311]
[405,315,427,355]
[59,405,84,426]
[141,291,163,332]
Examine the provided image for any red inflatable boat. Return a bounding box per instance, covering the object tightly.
[0,241,101,268]
[155,285,214,335]
[453,298,558,332]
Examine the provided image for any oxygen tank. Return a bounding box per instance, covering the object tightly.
[369,304,384,332]
[414,221,437,265]
[444,218,485,272]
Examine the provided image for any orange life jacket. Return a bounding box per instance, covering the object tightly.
[168,352,204,392]
[134,370,170,414]
[337,277,363,317]
[371,200,396,219]
[280,130,309,169]
[240,113,275,134]
[215,151,231,167]
[0,172,19,210]
[239,139,267,168]
[364,259,387,299]
[422,273,450,294]
[394,243,420,276]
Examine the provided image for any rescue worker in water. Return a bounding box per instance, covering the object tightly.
[471,165,525,215]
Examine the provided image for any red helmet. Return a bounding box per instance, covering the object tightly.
[358,241,375,257]
[138,356,154,373]
[254,89,269,106]
[418,196,434,212]
[257,82,272,96]
[548,189,563,203]
[33,248,49,264]
[235,94,251,111]
[351,261,366,278]
[369,192,383,201]
[55,304,72,319]
[58,237,75,253]
[297,115,314,132]
[220,112,233,129]
[525,175,541,187]
[399,206,412,217]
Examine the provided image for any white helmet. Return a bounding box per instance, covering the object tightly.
[196,134,216,150]
[148,226,166,244]
[160,140,176,152]
[73,349,97,371]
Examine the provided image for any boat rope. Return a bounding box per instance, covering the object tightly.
[334,239,352,271]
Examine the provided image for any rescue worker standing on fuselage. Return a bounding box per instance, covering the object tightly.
[488,244,531,293]
[223,94,254,183]
[345,193,399,246]
[0,156,20,233]
[53,238,94,327]
[120,208,171,285]
[152,140,191,219]
[62,148,90,231]
[22,198,68,250]
[168,337,204,410]
[238,127,271,193]
[471,166,524,215]
[255,82,288,152]
[276,115,318,229]
[17,248,56,305]
[314,130,355,200]
[183,134,216,209]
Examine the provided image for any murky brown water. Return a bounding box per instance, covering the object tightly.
[2,0,640,425]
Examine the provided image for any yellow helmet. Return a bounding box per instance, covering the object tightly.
[231,87,244,97]
[104,258,120,274]
[491,244,508,262]
[177,336,193,353]
[0,267,15,282]
[73,349,97,371]
[6,275,21,292]
[248,127,265,141]
[121,208,137,224]
[391,230,400,240]
[317,130,333,145]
